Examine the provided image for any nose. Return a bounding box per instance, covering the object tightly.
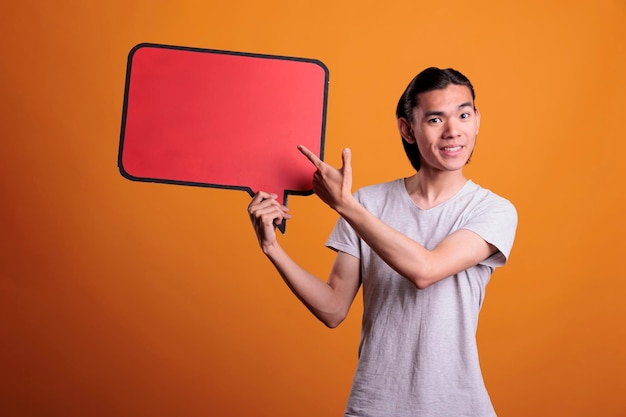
[443,118,461,139]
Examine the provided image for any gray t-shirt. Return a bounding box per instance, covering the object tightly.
[326,179,518,417]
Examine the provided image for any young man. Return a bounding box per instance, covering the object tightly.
[248,67,517,417]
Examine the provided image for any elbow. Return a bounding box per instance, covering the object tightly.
[407,266,438,290]
[320,311,347,329]
[413,278,434,290]
[323,320,341,329]
[322,316,344,329]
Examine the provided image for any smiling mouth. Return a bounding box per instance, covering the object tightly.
[441,146,462,152]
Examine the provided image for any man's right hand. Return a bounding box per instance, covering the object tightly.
[247,191,292,252]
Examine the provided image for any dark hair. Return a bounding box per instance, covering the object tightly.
[396,67,476,171]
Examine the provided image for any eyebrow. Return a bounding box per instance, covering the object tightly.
[423,102,474,118]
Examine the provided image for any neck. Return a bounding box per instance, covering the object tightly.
[405,169,468,210]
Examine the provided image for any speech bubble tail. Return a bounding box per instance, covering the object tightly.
[276,218,287,234]
[275,191,289,234]
[247,188,289,233]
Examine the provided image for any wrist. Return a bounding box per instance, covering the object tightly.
[335,195,360,217]
[261,239,281,257]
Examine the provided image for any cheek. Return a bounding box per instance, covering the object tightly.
[464,123,479,139]
[467,138,477,153]
[415,137,434,154]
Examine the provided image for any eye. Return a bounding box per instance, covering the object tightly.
[460,112,471,119]
[428,117,442,124]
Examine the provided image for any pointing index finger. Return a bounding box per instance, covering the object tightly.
[297,144,323,168]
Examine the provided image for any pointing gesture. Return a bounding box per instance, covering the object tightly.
[298,145,355,213]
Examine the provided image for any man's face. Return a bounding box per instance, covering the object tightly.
[409,84,480,173]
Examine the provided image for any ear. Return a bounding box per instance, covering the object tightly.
[397,118,415,144]
[474,107,481,135]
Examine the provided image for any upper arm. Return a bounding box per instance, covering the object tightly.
[420,228,496,288]
[324,251,361,327]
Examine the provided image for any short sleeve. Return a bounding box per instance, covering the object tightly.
[325,215,361,259]
[325,190,363,258]
[462,196,518,268]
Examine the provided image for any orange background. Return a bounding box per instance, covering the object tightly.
[1,1,625,416]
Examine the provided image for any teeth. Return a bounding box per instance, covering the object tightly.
[443,146,461,151]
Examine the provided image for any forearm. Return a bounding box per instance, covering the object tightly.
[297,145,437,287]
[247,191,355,327]
[336,199,438,288]
[262,241,348,327]
[336,197,494,289]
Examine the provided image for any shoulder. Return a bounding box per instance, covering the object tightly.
[354,178,404,201]
[459,182,518,265]
[463,181,517,219]
[352,179,406,214]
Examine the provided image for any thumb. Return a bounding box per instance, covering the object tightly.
[341,148,352,173]
[341,148,353,193]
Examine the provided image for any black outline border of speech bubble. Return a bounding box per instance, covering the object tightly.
[118,43,329,234]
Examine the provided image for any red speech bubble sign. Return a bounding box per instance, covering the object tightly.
[118,43,329,233]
